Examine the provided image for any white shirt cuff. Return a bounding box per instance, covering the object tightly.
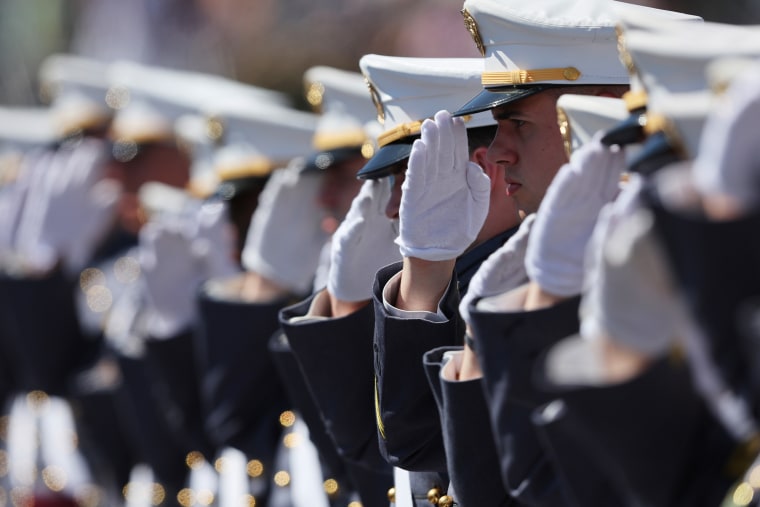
[381,271,449,322]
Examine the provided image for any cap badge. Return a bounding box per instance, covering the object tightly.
[365,78,385,125]
[461,9,486,57]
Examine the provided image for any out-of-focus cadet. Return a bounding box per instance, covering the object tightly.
[0,106,57,408]
[0,53,122,507]
[533,18,760,507]
[187,68,373,505]
[686,56,760,507]
[281,53,517,507]
[264,65,391,507]
[102,62,319,507]
[0,105,83,507]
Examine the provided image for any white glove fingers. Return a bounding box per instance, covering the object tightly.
[464,162,491,197]
[433,110,456,179]
[420,118,441,178]
[451,115,470,173]
[403,138,428,194]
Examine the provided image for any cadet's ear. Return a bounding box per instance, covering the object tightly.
[472,145,500,189]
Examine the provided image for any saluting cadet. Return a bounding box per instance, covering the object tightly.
[266,64,390,507]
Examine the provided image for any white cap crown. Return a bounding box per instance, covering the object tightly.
[360,54,496,147]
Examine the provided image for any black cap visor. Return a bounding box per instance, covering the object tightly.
[301,146,364,173]
[627,131,681,176]
[356,140,416,180]
[601,109,647,147]
[454,85,559,117]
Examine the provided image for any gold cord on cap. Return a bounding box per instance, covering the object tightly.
[376,121,424,148]
[482,67,581,86]
[623,90,648,113]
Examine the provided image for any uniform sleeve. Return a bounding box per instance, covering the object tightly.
[532,357,741,507]
[270,323,394,507]
[372,262,461,472]
[195,289,290,468]
[465,296,582,505]
[0,269,96,395]
[143,328,214,458]
[279,292,388,470]
[423,346,515,507]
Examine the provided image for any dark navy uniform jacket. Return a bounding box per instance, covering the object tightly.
[373,228,519,507]
[532,354,743,507]
[465,294,581,506]
[194,291,291,503]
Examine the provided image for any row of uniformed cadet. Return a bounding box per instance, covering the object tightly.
[284,0,760,506]
[0,53,380,505]
[4,0,760,506]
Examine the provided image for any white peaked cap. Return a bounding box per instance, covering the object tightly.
[357,54,496,178]
[705,56,760,94]
[556,94,628,156]
[0,107,56,152]
[612,1,702,32]
[623,21,760,102]
[456,0,637,115]
[623,22,760,159]
[38,53,112,136]
[303,65,379,153]
[107,61,290,145]
[209,102,319,182]
[360,55,496,138]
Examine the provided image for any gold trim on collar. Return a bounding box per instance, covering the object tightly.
[377,120,423,147]
[623,90,648,112]
[461,9,485,57]
[482,67,581,86]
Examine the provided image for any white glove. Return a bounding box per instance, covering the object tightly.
[15,140,121,273]
[327,178,401,302]
[693,64,760,213]
[241,159,329,295]
[525,132,625,296]
[580,177,680,357]
[458,214,535,325]
[190,200,240,280]
[396,109,491,261]
[139,216,203,338]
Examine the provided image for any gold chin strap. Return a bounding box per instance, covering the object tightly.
[376,115,475,148]
[482,66,581,86]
